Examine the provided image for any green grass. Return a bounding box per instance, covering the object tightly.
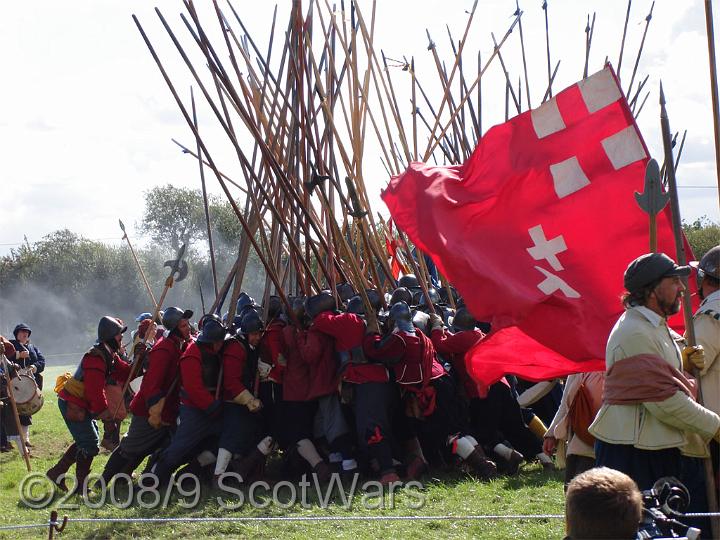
[0,365,566,539]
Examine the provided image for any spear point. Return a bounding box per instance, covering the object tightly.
[635,158,669,216]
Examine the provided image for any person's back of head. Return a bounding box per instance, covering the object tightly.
[565,467,642,539]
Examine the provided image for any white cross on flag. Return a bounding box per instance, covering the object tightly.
[382,65,692,387]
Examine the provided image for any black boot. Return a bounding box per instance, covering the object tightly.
[46,443,77,492]
[464,447,498,481]
[101,449,133,486]
[230,448,266,482]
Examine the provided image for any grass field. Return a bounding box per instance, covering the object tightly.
[0,365,566,539]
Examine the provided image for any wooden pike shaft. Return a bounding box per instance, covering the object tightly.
[704,0,720,209]
[660,83,720,538]
[617,0,632,80]
[626,1,654,99]
[119,222,158,308]
[396,229,436,315]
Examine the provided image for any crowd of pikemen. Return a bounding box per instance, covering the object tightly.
[1,273,561,493]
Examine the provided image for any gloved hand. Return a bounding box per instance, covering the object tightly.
[28,365,37,374]
[257,359,272,379]
[428,313,444,331]
[682,345,706,372]
[233,389,263,412]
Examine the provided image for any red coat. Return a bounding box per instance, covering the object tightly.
[297,327,339,399]
[260,319,286,384]
[312,311,389,384]
[282,326,311,402]
[364,330,445,386]
[222,339,255,401]
[130,335,186,423]
[60,347,131,414]
[179,341,220,411]
[431,328,486,399]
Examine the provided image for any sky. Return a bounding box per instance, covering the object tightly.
[0,0,718,257]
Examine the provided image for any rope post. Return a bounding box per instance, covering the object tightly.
[48,510,68,540]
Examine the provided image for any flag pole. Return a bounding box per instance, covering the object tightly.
[704,0,720,209]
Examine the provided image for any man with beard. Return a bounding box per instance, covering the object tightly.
[589,253,720,496]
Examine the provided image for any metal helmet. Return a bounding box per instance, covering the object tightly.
[388,301,412,324]
[161,307,193,332]
[98,316,127,343]
[389,287,413,306]
[694,246,720,281]
[346,295,364,315]
[365,289,382,312]
[336,282,356,303]
[198,313,223,330]
[135,312,153,323]
[412,310,430,335]
[239,311,265,334]
[290,296,306,321]
[451,307,477,332]
[196,318,227,344]
[267,295,283,319]
[12,323,32,338]
[416,287,442,308]
[305,291,336,319]
[398,274,419,289]
[439,286,459,305]
[236,293,259,318]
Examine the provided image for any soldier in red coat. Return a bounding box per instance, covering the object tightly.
[363,302,497,480]
[318,294,398,484]
[213,311,273,483]
[257,296,286,441]
[303,292,357,476]
[47,317,131,492]
[151,316,227,485]
[99,307,193,485]
[430,307,548,474]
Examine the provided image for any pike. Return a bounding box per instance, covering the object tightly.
[118,219,158,307]
[515,0,531,109]
[704,0,720,205]
[617,0,632,81]
[542,0,552,99]
[634,158,668,253]
[190,87,219,298]
[660,83,720,538]
[625,1,654,99]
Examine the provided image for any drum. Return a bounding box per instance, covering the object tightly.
[11,374,44,416]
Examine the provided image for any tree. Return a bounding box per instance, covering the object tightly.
[683,216,720,260]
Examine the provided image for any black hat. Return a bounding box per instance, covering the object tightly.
[13,323,32,338]
[161,307,193,332]
[691,245,720,281]
[196,318,227,343]
[624,253,691,293]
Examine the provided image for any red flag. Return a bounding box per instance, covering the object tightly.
[382,65,690,387]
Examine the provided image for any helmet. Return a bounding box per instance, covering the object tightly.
[12,323,32,338]
[412,311,430,335]
[198,313,223,330]
[416,287,441,308]
[161,307,193,332]
[693,246,720,281]
[336,282,356,303]
[388,301,412,324]
[239,312,265,334]
[398,274,419,289]
[365,289,382,312]
[236,293,258,317]
[346,295,364,315]
[439,286,459,305]
[390,287,413,306]
[98,316,127,343]
[135,312,153,323]
[196,318,227,343]
[305,291,336,319]
[267,296,283,319]
[451,307,477,331]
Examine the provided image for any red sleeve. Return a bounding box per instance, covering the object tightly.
[223,340,248,398]
[180,349,215,410]
[261,324,284,366]
[363,332,406,361]
[312,312,364,350]
[142,344,173,408]
[82,354,109,414]
[297,329,327,365]
[432,328,483,355]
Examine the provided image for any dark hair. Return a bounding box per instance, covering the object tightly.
[565,467,642,540]
[621,277,662,309]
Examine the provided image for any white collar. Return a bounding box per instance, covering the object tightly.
[632,305,665,328]
[699,289,720,308]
